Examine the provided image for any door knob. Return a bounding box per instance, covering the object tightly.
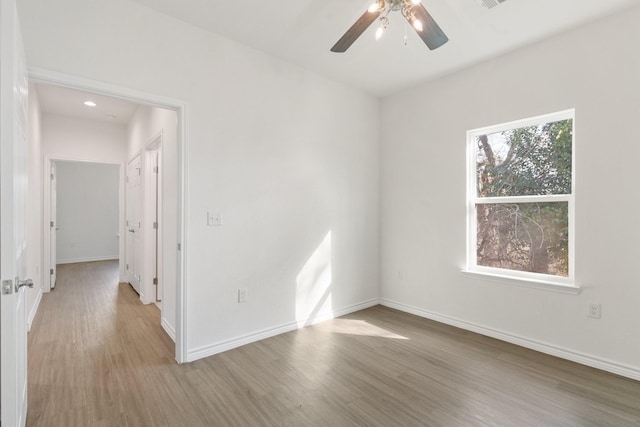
[15,278,33,292]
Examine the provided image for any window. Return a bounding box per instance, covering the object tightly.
[466,110,575,287]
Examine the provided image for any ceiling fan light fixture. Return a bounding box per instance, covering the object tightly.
[368,0,386,13]
[375,26,385,40]
[412,17,423,32]
[376,15,390,40]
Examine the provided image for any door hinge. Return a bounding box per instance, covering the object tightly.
[126,264,129,270]
[153,222,158,229]
[2,279,13,295]
[50,173,54,180]
[153,166,159,173]
[177,243,181,251]
[50,269,54,275]
[153,278,158,285]
[50,221,54,227]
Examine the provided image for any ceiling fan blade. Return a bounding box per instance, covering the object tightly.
[331,10,381,53]
[410,4,448,50]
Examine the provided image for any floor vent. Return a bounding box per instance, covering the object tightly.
[479,0,507,9]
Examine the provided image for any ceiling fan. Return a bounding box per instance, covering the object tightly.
[331,0,448,52]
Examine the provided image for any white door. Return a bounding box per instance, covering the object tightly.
[0,0,30,425]
[50,163,57,288]
[126,154,142,294]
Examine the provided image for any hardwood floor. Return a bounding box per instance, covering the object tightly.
[28,261,640,426]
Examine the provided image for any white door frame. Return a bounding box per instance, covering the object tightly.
[44,158,125,292]
[143,133,163,306]
[30,67,189,364]
[49,162,57,288]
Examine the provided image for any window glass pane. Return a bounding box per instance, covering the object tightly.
[476,202,569,277]
[476,119,572,197]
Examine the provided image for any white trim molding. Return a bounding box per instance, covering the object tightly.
[380,298,640,382]
[461,269,581,295]
[161,317,176,342]
[187,298,379,362]
[57,256,119,265]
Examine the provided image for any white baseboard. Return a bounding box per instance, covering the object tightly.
[161,317,176,342]
[57,256,119,265]
[187,298,379,362]
[380,298,640,382]
[27,289,43,332]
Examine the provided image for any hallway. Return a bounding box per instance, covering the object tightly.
[27,261,175,426]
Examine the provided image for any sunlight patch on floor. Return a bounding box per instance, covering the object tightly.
[322,319,409,340]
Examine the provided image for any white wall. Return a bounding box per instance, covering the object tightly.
[379,7,640,376]
[127,105,179,337]
[42,113,127,163]
[26,83,43,330]
[18,0,380,360]
[41,113,127,282]
[55,161,119,264]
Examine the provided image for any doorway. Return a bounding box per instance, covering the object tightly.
[32,70,186,363]
[52,159,120,267]
[125,138,165,308]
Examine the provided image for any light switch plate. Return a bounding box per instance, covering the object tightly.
[207,211,222,226]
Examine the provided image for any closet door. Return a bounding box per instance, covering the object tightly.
[126,153,142,294]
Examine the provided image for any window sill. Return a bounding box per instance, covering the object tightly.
[461,270,581,295]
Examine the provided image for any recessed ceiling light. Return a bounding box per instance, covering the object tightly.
[84,101,97,107]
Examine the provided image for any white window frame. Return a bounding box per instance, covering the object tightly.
[465,109,578,292]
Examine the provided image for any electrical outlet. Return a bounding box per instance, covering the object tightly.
[588,303,601,319]
[238,288,247,303]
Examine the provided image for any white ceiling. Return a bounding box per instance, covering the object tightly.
[35,83,139,125]
[129,0,638,97]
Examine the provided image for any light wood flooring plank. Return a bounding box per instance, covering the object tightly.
[28,260,640,426]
